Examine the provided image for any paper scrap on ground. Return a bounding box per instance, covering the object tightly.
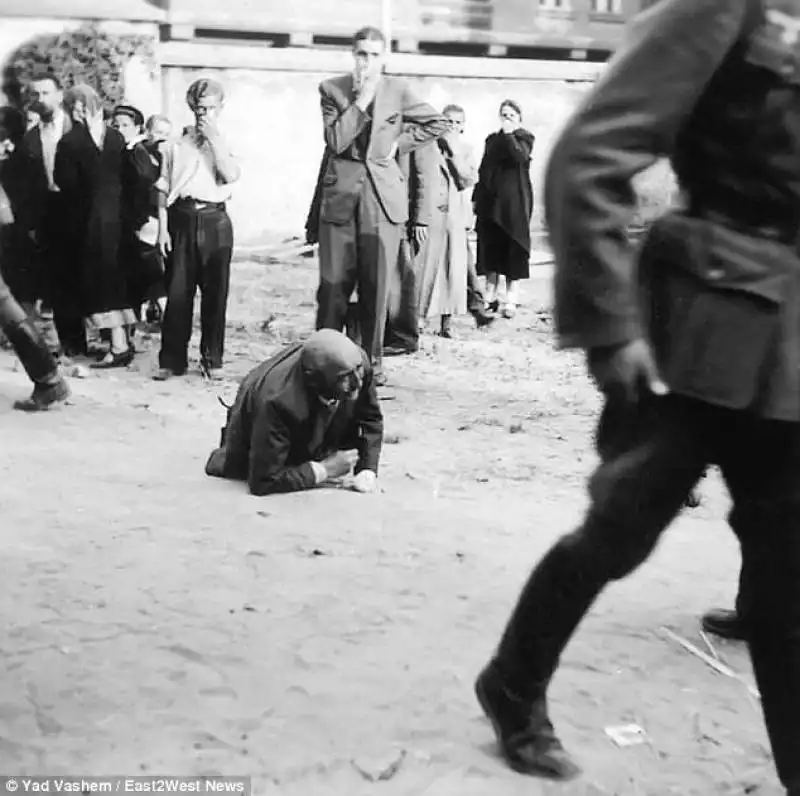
[605,724,647,748]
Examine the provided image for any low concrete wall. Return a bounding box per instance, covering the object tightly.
[162,77,585,244]
[0,18,674,247]
[161,44,675,246]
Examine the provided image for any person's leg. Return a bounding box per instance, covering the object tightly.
[478,393,708,779]
[466,242,493,327]
[198,208,234,375]
[719,415,800,792]
[356,184,403,382]
[701,560,747,641]
[316,215,359,334]
[0,271,68,410]
[157,206,198,377]
[384,238,420,353]
[503,278,519,318]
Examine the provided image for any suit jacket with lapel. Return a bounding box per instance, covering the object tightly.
[318,74,447,225]
[22,112,73,230]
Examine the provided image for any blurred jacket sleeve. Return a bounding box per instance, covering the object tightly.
[410,142,438,227]
[395,84,449,155]
[342,359,384,475]
[546,0,751,351]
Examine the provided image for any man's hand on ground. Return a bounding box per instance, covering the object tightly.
[322,449,359,479]
[351,469,378,494]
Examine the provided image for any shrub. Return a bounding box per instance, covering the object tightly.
[2,23,155,113]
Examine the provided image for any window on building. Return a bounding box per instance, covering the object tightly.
[591,0,623,13]
[538,0,573,10]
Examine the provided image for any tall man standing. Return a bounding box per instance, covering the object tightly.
[475,2,800,794]
[23,71,76,356]
[316,26,447,385]
[154,78,240,381]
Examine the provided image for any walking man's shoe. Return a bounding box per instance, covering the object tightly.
[701,608,746,641]
[475,663,581,780]
[13,378,70,412]
[153,367,186,382]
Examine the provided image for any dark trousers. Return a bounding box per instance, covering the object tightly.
[159,202,233,372]
[493,392,800,791]
[0,269,59,386]
[466,240,484,313]
[316,180,404,373]
[384,237,419,351]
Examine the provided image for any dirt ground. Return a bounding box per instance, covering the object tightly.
[0,251,782,795]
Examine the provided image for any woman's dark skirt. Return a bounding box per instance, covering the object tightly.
[476,218,530,281]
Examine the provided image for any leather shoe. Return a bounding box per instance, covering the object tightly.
[13,378,70,412]
[475,662,581,780]
[383,344,417,357]
[471,307,495,328]
[153,367,186,381]
[701,608,746,641]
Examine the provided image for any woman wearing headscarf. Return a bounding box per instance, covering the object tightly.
[205,329,383,496]
[55,84,137,368]
[473,99,535,319]
[112,104,165,325]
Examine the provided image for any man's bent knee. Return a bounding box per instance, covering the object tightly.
[561,514,664,583]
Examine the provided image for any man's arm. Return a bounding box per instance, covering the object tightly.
[53,137,78,196]
[305,149,329,243]
[248,402,320,496]
[547,0,751,351]
[410,144,436,227]
[206,133,241,185]
[155,142,174,255]
[495,130,534,166]
[320,81,370,155]
[445,138,478,190]
[352,366,384,476]
[395,84,449,155]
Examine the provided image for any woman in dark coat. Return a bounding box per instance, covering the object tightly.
[55,85,137,368]
[473,99,534,319]
[112,105,166,323]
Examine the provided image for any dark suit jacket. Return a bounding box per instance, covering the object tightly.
[22,113,72,232]
[205,342,384,496]
[318,74,447,224]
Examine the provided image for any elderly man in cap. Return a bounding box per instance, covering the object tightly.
[154,78,240,382]
[205,329,383,496]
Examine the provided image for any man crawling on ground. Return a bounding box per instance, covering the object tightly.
[205,329,383,495]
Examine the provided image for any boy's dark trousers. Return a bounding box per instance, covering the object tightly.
[159,199,233,373]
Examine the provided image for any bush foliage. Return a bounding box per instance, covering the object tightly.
[2,23,155,112]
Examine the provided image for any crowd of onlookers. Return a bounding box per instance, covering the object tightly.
[0,71,239,386]
[0,42,537,396]
[0,71,173,369]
